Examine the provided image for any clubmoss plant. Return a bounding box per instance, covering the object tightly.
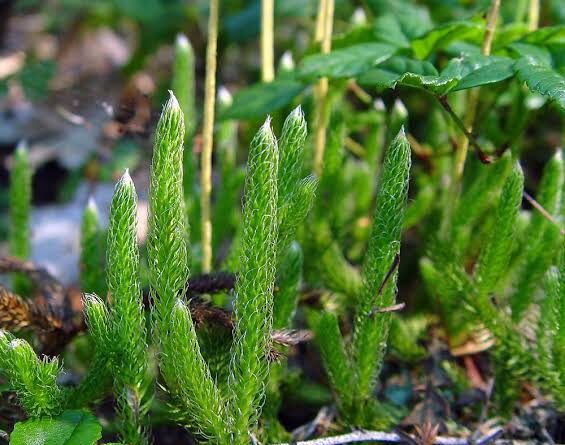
[106,170,150,444]
[228,117,279,444]
[147,93,229,442]
[9,141,32,293]
[68,294,112,408]
[0,332,64,417]
[422,150,564,410]
[313,129,412,426]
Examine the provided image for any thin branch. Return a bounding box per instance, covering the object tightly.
[312,0,334,177]
[200,0,219,273]
[523,191,565,235]
[437,95,491,164]
[347,79,372,105]
[275,427,507,445]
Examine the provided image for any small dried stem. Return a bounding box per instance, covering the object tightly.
[523,190,565,235]
[313,0,334,177]
[200,0,220,272]
[528,0,540,31]
[261,0,275,82]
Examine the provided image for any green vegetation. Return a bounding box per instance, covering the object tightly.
[0,1,563,444]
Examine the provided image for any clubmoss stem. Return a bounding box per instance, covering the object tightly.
[201,0,219,273]
[261,0,275,82]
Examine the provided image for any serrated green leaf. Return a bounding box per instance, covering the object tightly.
[218,80,305,120]
[297,43,397,80]
[358,56,457,94]
[411,20,483,59]
[452,57,515,91]
[514,57,565,110]
[10,410,101,445]
[509,42,553,66]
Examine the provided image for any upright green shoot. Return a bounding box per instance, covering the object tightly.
[474,162,524,299]
[80,197,105,297]
[351,129,411,410]
[9,141,32,293]
[511,150,563,320]
[0,332,64,417]
[106,170,149,445]
[148,93,188,333]
[228,118,279,444]
[147,93,228,442]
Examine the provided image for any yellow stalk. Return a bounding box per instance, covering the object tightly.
[261,0,275,82]
[453,0,500,183]
[201,0,219,273]
[313,0,334,177]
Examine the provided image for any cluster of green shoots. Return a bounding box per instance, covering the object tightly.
[1,12,564,444]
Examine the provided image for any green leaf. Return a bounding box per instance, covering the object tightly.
[297,43,397,80]
[522,25,565,45]
[365,1,433,38]
[508,42,553,66]
[514,57,565,110]
[358,56,457,94]
[219,80,305,120]
[372,14,411,48]
[452,57,515,91]
[10,410,102,445]
[411,20,483,59]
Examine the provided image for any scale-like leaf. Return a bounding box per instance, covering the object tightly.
[298,43,396,80]
[219,80,305,120]
[514,57,565,110]
[10,410,102,445]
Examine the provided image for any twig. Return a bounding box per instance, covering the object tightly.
[200,0,219,272]
[523,191,565,235]
[368,302,405,317]
[347,79,372,105]
[436,95,491,164]
[344,137,366,157]
[275,427,505,445]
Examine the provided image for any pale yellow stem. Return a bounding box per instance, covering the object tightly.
[454,0,500,183]
[261,0,275,82]
[313,0,334,177]
[314,0,327,42]
[528,0,540,30]
[201,0,219,273]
